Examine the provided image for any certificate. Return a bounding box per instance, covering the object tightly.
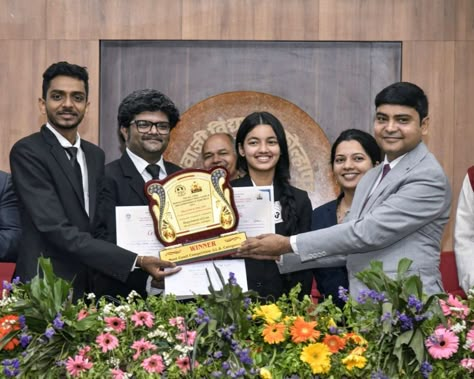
[116,206,164,256]
[164,259,248,298]
[232,186,275,236]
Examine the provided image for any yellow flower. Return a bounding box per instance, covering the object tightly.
[342,353,367,370]
[300,343,332,374]
[290,317,320,343]
[262,322,286,344]
[253,304,282,324]
[350,346,366,355]
[259,367,272,379]
[327,318,337,328]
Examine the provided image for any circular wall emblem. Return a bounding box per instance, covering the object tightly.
[165,91,338,207]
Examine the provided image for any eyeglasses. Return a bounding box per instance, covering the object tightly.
[130,120,171,134]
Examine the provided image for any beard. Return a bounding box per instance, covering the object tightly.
[46,108,85,130]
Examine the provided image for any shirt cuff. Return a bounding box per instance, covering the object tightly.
[290,235,299,255]
[146,275,163,295]
[132,256,139,271]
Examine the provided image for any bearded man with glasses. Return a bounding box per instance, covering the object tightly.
[93,89,182,298]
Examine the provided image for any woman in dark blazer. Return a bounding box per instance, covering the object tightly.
[231,111,313,302]
[309,129,381,307]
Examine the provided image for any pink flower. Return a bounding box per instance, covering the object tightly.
[77,309,89,321]
[425,327,459,359]
[142,354,165,374]
[176,356,198,373]
[78,345,91,357]
[461,358,474,373]
[96,332,119,353]
[131,338,157,360]
[65,355,93,377]
[467,328,474,352]
[439,294,470,318]
[169,316,186,331]
[105,316,126,333]
[111,368,127,379]
[131,311,154,328]
[176,330,197,346]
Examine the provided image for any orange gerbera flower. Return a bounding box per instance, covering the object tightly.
[290,317,320,343]
[262,322,286,344]
[323,334,346,353]
[0,315,20,351]
[344,332,367,346]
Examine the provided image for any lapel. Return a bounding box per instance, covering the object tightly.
[82,141,99,220]
[41,125,86,210]
[119,153,148,204]
[358,142,428,216]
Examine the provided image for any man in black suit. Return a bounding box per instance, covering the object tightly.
[93,89,182,298]
[9,62,180,300]
[0,170,21,261]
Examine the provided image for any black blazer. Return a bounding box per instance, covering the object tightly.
[231,175,312,300]
[311,198,338,230]
[92,152,181,298]
[10,126,136,299]
[0,171,21,261]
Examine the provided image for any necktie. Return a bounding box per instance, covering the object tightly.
[64,147,84,198]
[381,163,391,181]
[146,164,161,180]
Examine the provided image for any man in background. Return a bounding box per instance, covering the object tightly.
[0,170,21,261]
[202,132,240,180]
[237,82,451,296]
[93,89,182,298]
[10,62,179,299]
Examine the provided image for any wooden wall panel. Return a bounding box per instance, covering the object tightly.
[402,41,455,250]
[46,0,182,40]
[319,0,455,41]
[44,40,100,143]
[454,42,474,191]
[455,0,474,40]
[0,0,46,40]
[0,40,46,172]
[182,0,319,40]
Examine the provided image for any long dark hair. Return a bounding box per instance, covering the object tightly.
[235,112,298,234]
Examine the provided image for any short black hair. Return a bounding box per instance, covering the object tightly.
[42,61,89,99]
[375,82,428,121]
[330,129,381,166]
[117,89,180,133]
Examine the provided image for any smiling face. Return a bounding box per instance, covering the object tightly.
[238,124,281,178]
[120,110,171,163]
[202,133,238,179]
[39,75,89,132]
[333,140,375,193]
[374,104,428,162]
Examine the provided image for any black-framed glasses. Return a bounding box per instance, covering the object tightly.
[130,120,171,134]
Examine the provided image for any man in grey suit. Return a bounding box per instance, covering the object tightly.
[237,82,451,295]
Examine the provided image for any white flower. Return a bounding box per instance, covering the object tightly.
[86,292,96,300]
[463,338,473,350]
[450,321,466,334]
[126,290,140,302]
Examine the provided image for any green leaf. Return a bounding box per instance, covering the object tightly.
[397,258,412,278]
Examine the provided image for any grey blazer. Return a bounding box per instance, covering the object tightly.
[295,142,451,295]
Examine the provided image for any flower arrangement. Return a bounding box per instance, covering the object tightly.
[424,289,474,378]
[0,257,472,378]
